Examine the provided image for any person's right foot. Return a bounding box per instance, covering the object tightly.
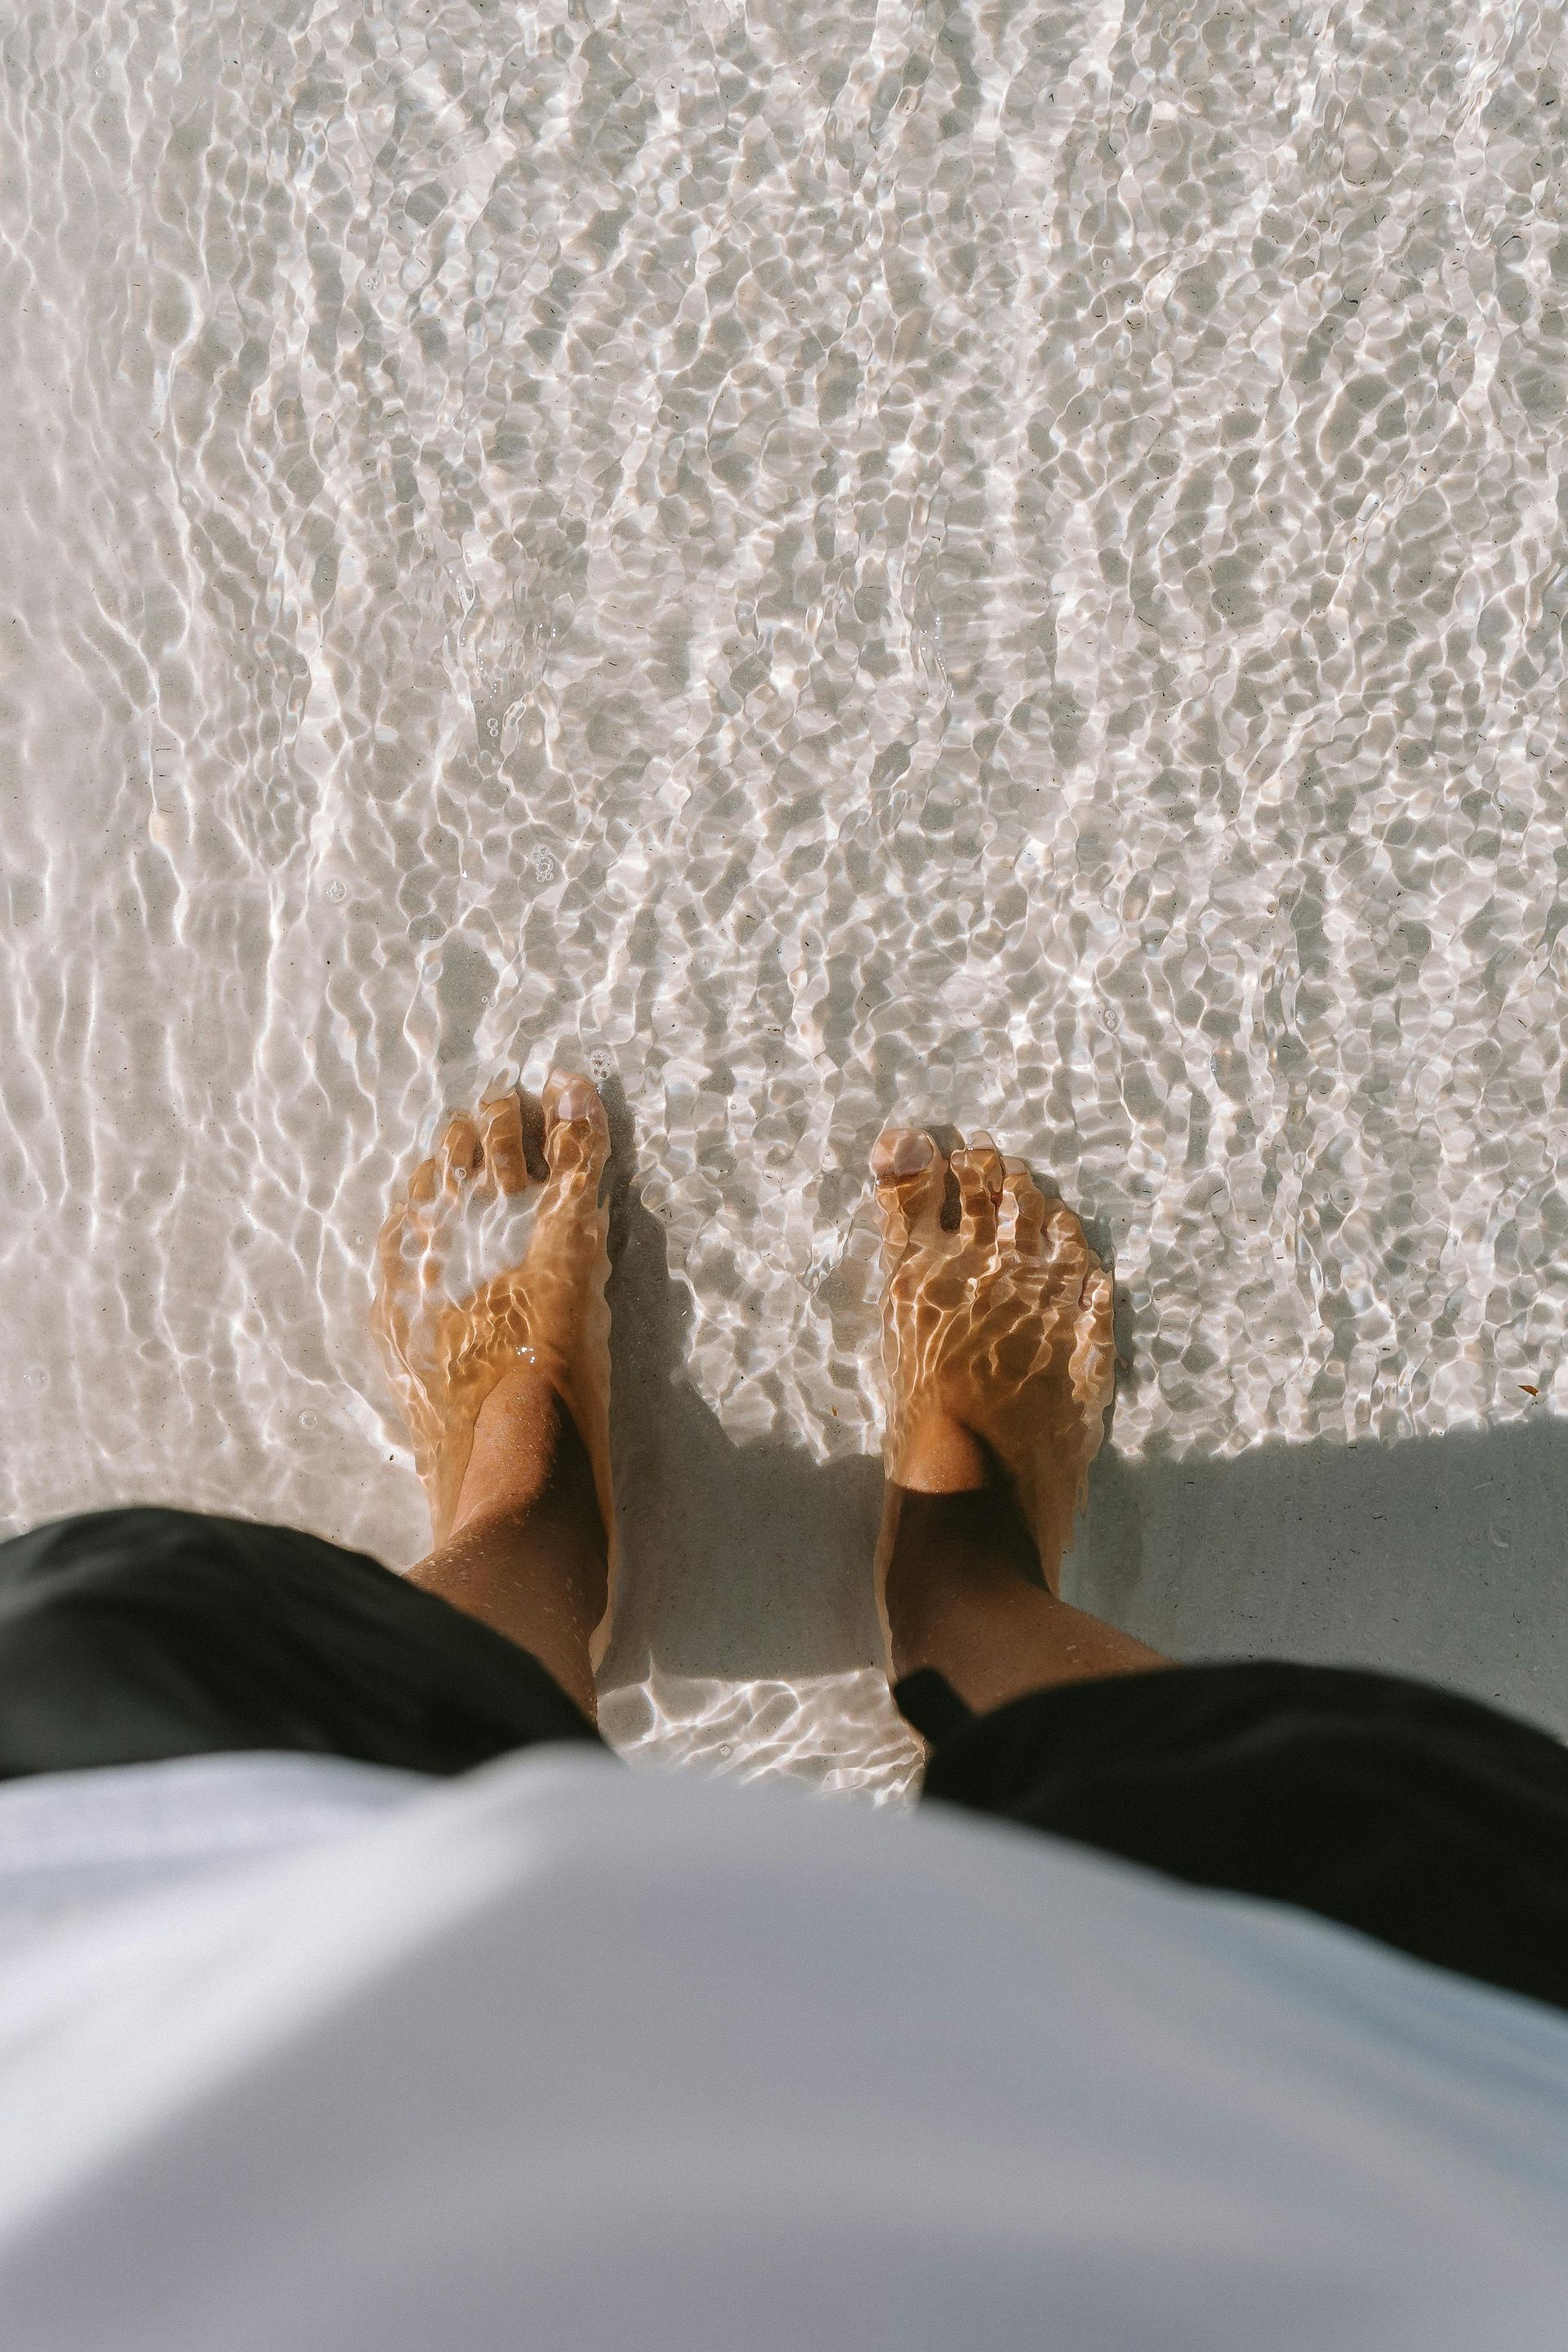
[870,1127,1116,1593]
[372,1073,616,1658]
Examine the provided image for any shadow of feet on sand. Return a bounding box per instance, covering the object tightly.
[1071,1411,1568,1736]
[598,1132,884,1690]
[592,1083,1568,1742]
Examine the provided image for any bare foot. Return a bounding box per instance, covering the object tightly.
[373,1072,617,1664]
[870,1127,1116,1596]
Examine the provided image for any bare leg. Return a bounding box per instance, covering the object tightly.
[870,1126,1173,1718]
[372,1073,615,1722]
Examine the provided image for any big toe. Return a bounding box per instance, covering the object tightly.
[871,1127,945,1248]
[542,1071,610,1187]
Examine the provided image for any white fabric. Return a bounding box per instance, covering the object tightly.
[0,1753,430,1953]
[0,1747,1563,2350]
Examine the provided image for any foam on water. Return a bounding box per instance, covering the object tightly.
[1,0,1564,1794]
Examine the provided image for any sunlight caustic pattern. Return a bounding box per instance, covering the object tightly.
[601,1668,923,1804]
[372,1080,613,1548]
[872,1125,1116,1580]
[0,0,1565,1781]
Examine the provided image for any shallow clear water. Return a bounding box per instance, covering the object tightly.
[2,0,1564,1792]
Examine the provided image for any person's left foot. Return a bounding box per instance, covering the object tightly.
[373,1075,614,1636]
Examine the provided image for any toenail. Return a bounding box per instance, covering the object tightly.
[889,1131,934,1176]
[556,1078,599,1121]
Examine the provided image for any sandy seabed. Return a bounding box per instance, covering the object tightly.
[2,0,1564,1793]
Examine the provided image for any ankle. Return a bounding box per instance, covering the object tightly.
[883,1482,1046,1681]
[893,1409,991,1494]
[455,1371,601,1547]
[887,1482,1042,1581]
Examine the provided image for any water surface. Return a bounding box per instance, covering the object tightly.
[2,0,1564,1786]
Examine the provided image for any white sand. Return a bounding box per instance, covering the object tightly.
[1,0,1563,1789]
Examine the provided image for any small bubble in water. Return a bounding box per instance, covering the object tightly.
[718,1744,733,1758]
[300,1409,318,1429]
[21,1366,47,1391]
[515,1344,535,1362]
[589,1049,612,1084]
[531,848,555,881]
[326,880,347,904]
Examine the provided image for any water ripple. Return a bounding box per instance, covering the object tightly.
[0,0,1563,1777]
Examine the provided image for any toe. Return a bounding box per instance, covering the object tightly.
[871,1128,945,1252]
[478,1093,531,1196]
[407,1154,439,1214]
[998,1156,1046,1255]
[1040,1196,1089,1289]
[542,1070,610,1187]
[437,1112,481,1197]
[953,1132,1004,1247]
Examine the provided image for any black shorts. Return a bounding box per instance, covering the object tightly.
[0,1508,602,1781]
[3,1508,1566,2018]
[895,1661,1568,2017]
